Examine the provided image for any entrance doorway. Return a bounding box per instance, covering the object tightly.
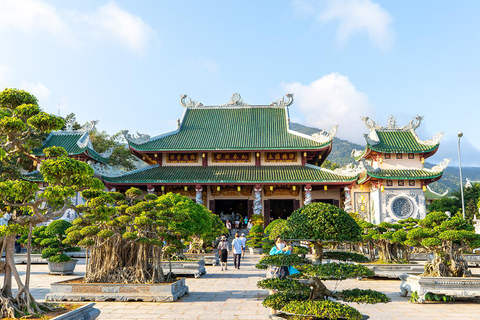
[214,199,248,220]
[269,199,294,221]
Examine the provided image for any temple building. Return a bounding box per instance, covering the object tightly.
[23,94,449,225]
[348,116,449,223]
[103,93,358,223]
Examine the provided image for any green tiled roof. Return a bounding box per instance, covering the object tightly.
[365,169,443,181]
[32,132,108,164]
[21,170,44,182]
[368,130,439,154]
[129,107,331,151]
[103,164,357,184]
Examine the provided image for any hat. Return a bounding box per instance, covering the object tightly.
[221,236,227,241]
[241,233,245,236]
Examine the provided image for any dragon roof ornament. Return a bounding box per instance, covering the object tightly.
[428,158,451,173]
[360,115,424,132]
[270,93,294,108]
[121,130,151,145]
[180,95,203,108]
[88,161,127,177]
[413,131,444,146]
[334,161,367,176]
[311,125,338,144]
[351,149,365,158]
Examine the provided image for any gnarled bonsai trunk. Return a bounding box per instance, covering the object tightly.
[312,242,323,264]
[423,250,471,277]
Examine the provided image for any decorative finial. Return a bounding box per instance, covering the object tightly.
[223,93,247,106]
[180,94,203,108]
[387,115,397,129]
[360,116,377,130]
[271,93,294,107]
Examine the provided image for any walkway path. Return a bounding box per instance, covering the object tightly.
[9,256,480,319]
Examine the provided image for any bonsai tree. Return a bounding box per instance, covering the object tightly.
[19,225,48,253]
[0,88,100,318]
[359,218,418,263]
[41,220,79,263]
[405,211,480,277]
[187,212,226,254]
[250,213,264,226]
[256,250,390,319]
[65,190,213,283]
[246,225,264,249]
[262,219,286,252]
[281,202,362,263]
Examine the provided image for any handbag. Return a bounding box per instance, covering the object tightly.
[266,265,290,279]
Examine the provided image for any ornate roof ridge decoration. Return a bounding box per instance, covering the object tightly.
[89,161,143,178]
[180,94,203,108]
[428,158,451,173]
[121,130,151,145]
[223,93,247,106]
[270,93,294,108]
[351,149,366,159]
[333,161,367,176]
[360,115,425,132]
[311,125,338,144]
[426,185,449,197]
[412,131,444,146]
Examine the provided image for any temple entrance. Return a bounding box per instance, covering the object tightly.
[213,200,249,226]
[269,199,294,221]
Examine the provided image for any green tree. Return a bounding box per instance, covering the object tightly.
[405,212,480,277]
[281,202,362,263]
[0,88,101,318]
[321,160,340,170]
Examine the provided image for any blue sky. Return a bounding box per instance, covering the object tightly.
[0,0,479,165]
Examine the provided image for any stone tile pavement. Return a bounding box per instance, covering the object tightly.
[7,256,480,319]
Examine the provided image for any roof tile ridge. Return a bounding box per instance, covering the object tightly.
[425,158,451,173]
[426,185,449,197]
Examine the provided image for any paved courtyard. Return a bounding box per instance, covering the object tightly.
[7,255,480,319]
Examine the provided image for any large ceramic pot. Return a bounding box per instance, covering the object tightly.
[48,259,78,275]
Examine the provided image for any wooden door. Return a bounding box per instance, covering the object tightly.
[263,200,270,227]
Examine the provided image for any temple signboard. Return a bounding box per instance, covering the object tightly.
[167,153,198,163]
[265,152,297,162]
[212,152,250,163]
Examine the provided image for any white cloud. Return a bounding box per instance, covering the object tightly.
[0,0,155,55]
[20,81,50,102]
[282,73,374,144]
[81,1,155,55]
[0,0,66,36]
[294,0,394,49]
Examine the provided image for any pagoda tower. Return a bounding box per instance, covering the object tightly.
[349,115,449,223]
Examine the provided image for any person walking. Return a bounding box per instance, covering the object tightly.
[239,233,247,259]
[226,220,232,236]
[218,236,229,271]
[243,216,248,229]
[231,233,243,269]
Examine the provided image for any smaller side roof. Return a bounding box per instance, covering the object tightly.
[425,185,448,200]
[353,115,443,161]
[32,123,109,164]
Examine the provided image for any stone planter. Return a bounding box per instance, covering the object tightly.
[46,277,188,302]
[462,254,480,266]
[51,303,100,320]
[360,263,424,279]
[48,259,78,275]
[14,253,48,264]
[184,252,219,266]
[161,260,206,278]
[249,247,263,255]
[399,273,480,303]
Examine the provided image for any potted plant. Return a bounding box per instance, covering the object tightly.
[247,225,264,254]
[41,220,80,275]
[256,248,390,319]
[400,211,480,303]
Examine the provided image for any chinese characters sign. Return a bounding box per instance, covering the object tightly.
[212,152,250,163]
[265,152,297,162]
[167,153,198,163]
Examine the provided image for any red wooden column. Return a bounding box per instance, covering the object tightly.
[202,153,208,166]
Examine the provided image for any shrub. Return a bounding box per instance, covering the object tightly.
[323,251,369,263]
[340,289,391,304]
[41,220,78,263]
[262,292,309,310]
[257,278,310,293]
[281,300,362,320]
[247,225,264,248]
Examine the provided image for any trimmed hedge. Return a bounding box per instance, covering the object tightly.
[281,300,362,320]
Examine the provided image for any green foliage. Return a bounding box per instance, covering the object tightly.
[257,278,310,293]
[292,246,309,255]
[262,292,309,310]
[250,214,264,226]
[281,202,362,242]
[281,300,362,320]
[339,289,391,304]
[44,146,68,158]
[295,263,374,280]
[323,251,369,263]
[41,220,78,263]
[321,159,340,170]
[256,254,310,269]
[247,225,264,248]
